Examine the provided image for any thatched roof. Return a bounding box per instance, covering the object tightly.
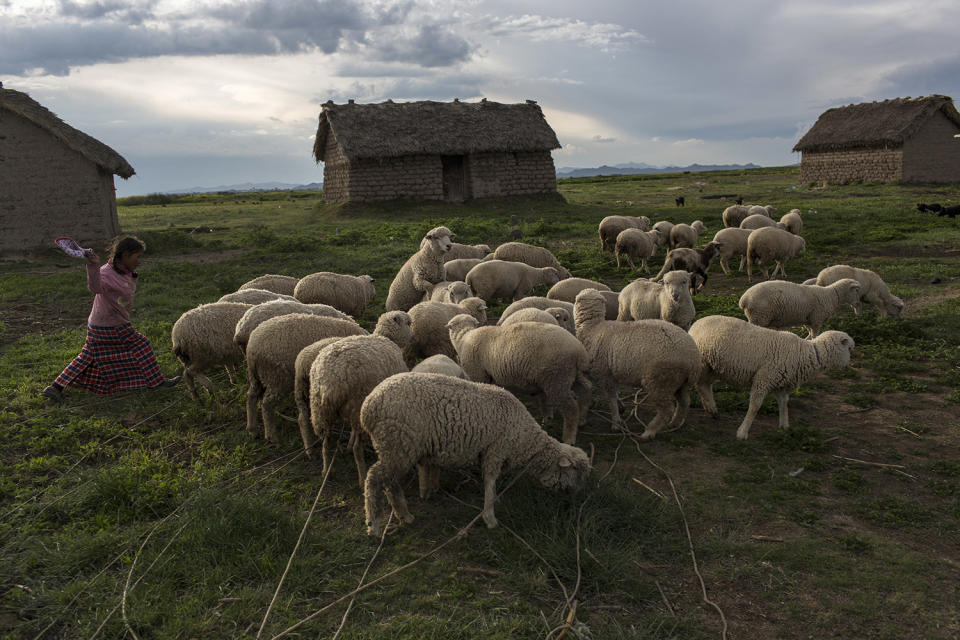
[313,99,561,162]
[0,87,135,178]
[793,95,960,153]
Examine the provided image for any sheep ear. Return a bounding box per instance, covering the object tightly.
[450,233,457,239]
[558,457,572,468]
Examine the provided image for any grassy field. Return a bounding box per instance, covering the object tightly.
[1,167,959,639]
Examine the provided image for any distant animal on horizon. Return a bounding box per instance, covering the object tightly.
[916,203,943,213]
[675,196,685,207]
[735,196,744,205]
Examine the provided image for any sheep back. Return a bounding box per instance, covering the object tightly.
[546,277,611,303]
[238,274,299,296]
[294,272,375,318]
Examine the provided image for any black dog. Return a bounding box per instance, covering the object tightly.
[675,196,685,207]
[938,204,960,218]
[735,196,743,205]
[917,203,943,213]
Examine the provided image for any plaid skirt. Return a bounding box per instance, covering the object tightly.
[54,323,163,394]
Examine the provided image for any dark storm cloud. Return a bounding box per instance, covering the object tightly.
[880,56,960,99]
[57,0,156,23]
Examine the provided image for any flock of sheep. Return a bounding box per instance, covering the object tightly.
[167,203,904,537]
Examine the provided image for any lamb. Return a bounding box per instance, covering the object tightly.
[405,297,488,361]
[575,289,701,439]
[443,258,483,282]
[722,205,752,228]
[497,297,574,325]
[294,272,376,318]
[238,274,299,296]
[422,280,473,304]
[218,288,296,305]
[598,215,651,252]
[410,354,467,378]
[361,373,590,537]
[499,306,575,335]
[739,214,785,231]
[653,242,721,293]
[444,242,491,261]
[308,311,413,488]
[689,315,855,440]
[465,260,560,302]
[233,299,354,351]
[614,228,661,272]
[447,314,592,444]
[385,226,454,312]
[651,220,674,246]
[245,313,368,443]
[780,209,803,235]
[814,265,905,318]
[745,227,806,281]
[617,271,695,330]
[545,277,612,303]
[480,242,572,279]
[171,302,253,402]
[710,228,753,275]
[669,220,707,249]
[738,278,861,339]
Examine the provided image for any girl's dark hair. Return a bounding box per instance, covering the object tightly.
[106,235,146,264]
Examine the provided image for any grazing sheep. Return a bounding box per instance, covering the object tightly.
[481,242,572,279]
[386,226,454,312]
[361,373,590,537]
[710,228,753,275]
[747,204,775,217]
[294,272,376,318]
[746,227,806,280]
[780,209,803,235]
[444,242,491,261]
[546,277,612,303]
[739,214,785,231]
[499,306,576,334]
[171,302,253,402]
[689,315,855,440]
[722,205,752,228]
[465,260,560,302]
[598,215,652,252]
[238,274,299,296]
[669,220,707,249]
[447,314,592,444]
[615,228,661,272]
[651,220,674,247]
[410,354,467,378]
[309,312,413,488]
[653,242,722,293]
[219,289,296,305]
[739,278,861,338]
[443,258,483,282]
[405,297,488,361]
[245,314,368,443]
[575,289,701,439]
[234,299,354,351]
[497,297,574,325]
[814,265,905,318]
[423,280,473,304]
[617,271,695,330]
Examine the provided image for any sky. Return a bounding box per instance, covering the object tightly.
[3,0,959,196]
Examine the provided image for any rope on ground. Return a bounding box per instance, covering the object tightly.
[330,512,393,640]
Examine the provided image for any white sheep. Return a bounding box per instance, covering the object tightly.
[405,297,488,361]
[410,354,467,378]
[780,209,803,235]
[669,220,707,249]
[465,260,560,301]
[444,242,491,261]
[386,226,454,312]
[689,315,855,440]
[447,314,592,444]
[499,306,576,335]
[171,302,253,402]
[361,373,590,537]
[746,227,806,281]
[545,277,612,303]
[651,220,674,246]
[739,214,785,231]
[739,279,862,339]
[480,242,572,279]
[497,297,574,325]
[614,228,661,272]
[308,311,412,488]
[233,299,353,350]
[598,215,651,252]
[747,204,775,217]
[443,258,483,282]
[423,280,473,304]
[218,288,297,305]
[245,313,368,443]
[710,228,753,275]
[294,272,376,318]
[238,274,299,296]
[617,271,695,330]
[575,289,701,439]
[815,265,904,318]
[722,205,752,228]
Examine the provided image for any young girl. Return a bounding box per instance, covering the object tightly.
[43,235,179,403]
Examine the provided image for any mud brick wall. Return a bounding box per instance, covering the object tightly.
[901,111,960,183]
[323,152,442,203]
[468,151,557,198]
[799,148,903,184]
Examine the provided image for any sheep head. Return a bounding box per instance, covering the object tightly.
[832,278,862,315]
[662,270,691,302]
[815,331,855,369]
[423,226,454,254]
[573,288,607,329]
[375,310,413,348]
[446,313,479,344]
[460,297,488,324]
[534,443,590,492]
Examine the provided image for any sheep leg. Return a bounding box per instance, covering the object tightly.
[696,371,719,417]
[605,383,622,432]
[481,457,504,528]
[364,462,388,538]
[641,258,650,274]
[775,390,791,429]
[737,384,769,440]
[351,427,368,490]
[670,382,691,428]
[719,257,731,276]
[261,390,281,444]
[384,482,414,525]
[573,374,592,426]
[296,391,316,457]
[560,391,581,444]
[245,377,264,437]
[640,393,675,440]
[183,369,200,400]
[737,255,745,272]
[615,251,623,269]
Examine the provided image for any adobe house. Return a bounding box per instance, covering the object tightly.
[793,95,960,184]
[313,99,561,203]
[0,86,134,257]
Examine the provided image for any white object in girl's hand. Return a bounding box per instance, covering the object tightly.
[54,237,93,258]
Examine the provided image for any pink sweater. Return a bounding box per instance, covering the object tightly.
[87,262,137,326]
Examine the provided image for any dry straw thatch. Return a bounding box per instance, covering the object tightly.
[793,95,960,153]
[0,87,135,178]
[313,99,561,162]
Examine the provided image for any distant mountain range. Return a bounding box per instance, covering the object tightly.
[555,162,763,179]
[160,181,323,195]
